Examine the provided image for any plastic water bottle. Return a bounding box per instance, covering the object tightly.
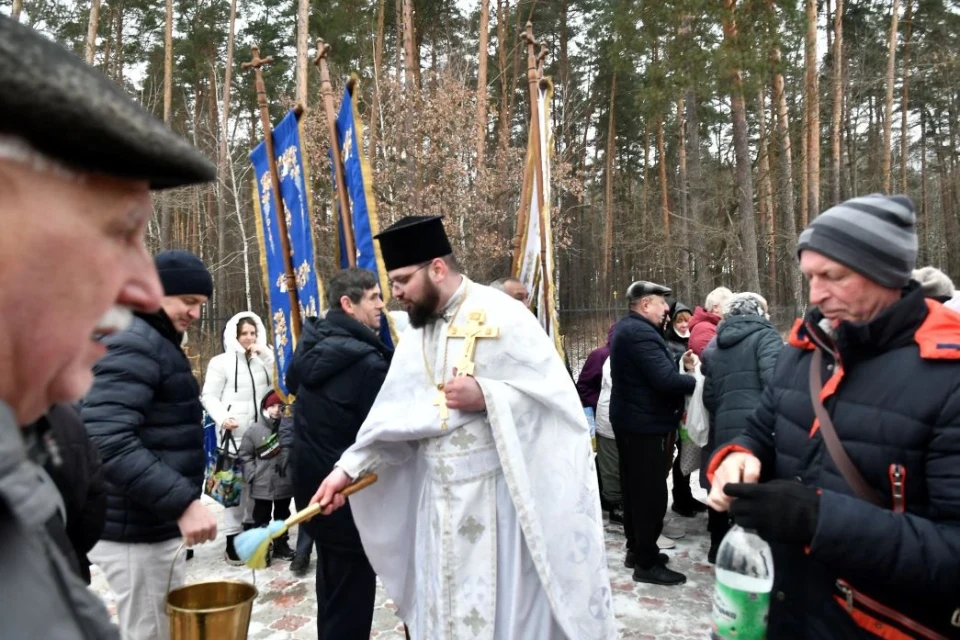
[711,525,774,639]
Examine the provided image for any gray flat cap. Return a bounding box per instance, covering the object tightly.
[626,280,671,300]
[0,15,215,189]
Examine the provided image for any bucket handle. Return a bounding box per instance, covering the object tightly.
[167,543,256,598]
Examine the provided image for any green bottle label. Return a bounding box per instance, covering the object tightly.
[712,582,770,639]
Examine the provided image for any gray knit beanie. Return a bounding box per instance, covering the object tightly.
[796,194,917,288]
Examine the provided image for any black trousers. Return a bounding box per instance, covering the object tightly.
[315,544,376,640]
[616,431,668,569]
[672,437,694,505]
[252,499,291,527]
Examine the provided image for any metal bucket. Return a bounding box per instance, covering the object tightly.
[165,545,257,640]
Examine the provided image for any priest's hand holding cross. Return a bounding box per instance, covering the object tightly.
[444,373,485,412]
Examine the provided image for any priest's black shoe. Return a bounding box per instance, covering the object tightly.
[632,564,686,586]
[289,553,310,577]
[671,499,708,518]
[624,551,669,568]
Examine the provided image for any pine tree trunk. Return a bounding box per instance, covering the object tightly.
[603,72,616,289]
[831,0,844,205]
[476,0,490,170]
[805,0,820,218]
[395,0,403,82]
[657,114,671,276]
[559,0,571,155]
[113,3,124,84]
[882,0,901,192]
[163,0,173,123]
[770,21,802,314]
[496,0,510,154]
[85,0,101,64]
[685,90,705,301]
[758,88,776,298]
[900,0,913,192]
[10,0,23,20]
[371,0,386,163]
[677,96,692,299]
[723,0,760,293]
[402,0,419,209]
[296,0,309,106]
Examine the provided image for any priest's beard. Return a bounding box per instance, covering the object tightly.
[407,277,443,329]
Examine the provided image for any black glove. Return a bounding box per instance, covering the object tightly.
[724,480,820,546]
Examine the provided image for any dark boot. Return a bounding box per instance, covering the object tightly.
[224,535,244,566]
[272,536,296,561]
[290,553,310,577]
[632,563,686,586]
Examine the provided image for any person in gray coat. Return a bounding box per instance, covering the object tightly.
[0,14,214,640]
[702,292,783,562]
[240,391,295,560]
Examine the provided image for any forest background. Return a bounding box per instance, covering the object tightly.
[5,0,959,366]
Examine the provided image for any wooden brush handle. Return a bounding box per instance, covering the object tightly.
[284,474,379,527]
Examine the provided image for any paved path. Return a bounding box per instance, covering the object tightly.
[91,484,714,638]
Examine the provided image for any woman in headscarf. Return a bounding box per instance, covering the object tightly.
[701,292,783,562]
[201,312,274,564]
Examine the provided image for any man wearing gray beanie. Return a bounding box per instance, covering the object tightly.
[82,250,218,640]
[706,194,960,638]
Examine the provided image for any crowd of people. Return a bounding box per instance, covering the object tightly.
[1,13,958,640]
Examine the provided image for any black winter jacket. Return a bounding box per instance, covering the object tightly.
[287,311,393,552]
[702,314,783,453]
[609,311,696,436]
[712,284,960,638]
[82,312,205,543]
[38,404,107,583]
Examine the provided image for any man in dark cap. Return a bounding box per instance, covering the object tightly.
[83,250,217,640]
[0,15,214,639]
[708,194,960,638]
[312,216,615,639]
[609,280,698,586]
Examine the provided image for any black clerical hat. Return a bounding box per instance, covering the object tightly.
[0,15,215,189]
[375,216,454,271]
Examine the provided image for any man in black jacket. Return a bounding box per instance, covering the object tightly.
[288,267,393,640]
[83,250,218,640]
[708,194,960,638]
[609,280,697,586]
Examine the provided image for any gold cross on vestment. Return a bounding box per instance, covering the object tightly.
[447,310,500,378]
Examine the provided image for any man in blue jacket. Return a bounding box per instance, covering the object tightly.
[83,250,218,640]
[610,280,697,586]
[708,194,960,638]
[288,267,393,640]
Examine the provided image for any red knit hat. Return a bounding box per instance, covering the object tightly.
[262,391,283,410]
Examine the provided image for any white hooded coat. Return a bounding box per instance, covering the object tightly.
[201,312,275,439]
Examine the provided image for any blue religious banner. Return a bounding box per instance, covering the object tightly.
[251,110,324,397]
[332,80,398,347]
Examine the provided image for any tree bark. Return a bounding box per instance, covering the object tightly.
[831,0,843,205]
[769,7,802,314]
[402,0,419,209]
[395,0,403,82]
[758,88,776,297]
[163,0,173,123]
[495,0,510,154]
[805,0,820,218]
[882,0,901,192]
[10,0,23,20]
[657,115,670,261]
[900,0,913,192]
[602,72,616,289]
[113,2,124,84]
[723,0,761,293]
[677,96,692,299]
[685,90,705,300]
[296,0,309,106]
[85,0,101,64]
[476,0,490,170]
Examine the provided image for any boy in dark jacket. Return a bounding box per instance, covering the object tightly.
[239,391,295,560]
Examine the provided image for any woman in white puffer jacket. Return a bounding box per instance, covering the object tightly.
[201,311,275,563]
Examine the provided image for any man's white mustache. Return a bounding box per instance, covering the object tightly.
[93,306,133,337]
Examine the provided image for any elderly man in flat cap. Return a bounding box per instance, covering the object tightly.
[608,280,698,587]
[708,194,960,638]
[0,15,215,639]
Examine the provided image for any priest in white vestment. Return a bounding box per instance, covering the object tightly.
[312,216,616,640]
